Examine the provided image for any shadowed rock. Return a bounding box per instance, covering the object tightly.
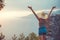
[47,14,60,40]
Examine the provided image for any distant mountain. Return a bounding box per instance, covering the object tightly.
[21,9,60,18]
[52,9,60,15]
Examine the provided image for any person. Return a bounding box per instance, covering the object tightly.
[28,6,56,40]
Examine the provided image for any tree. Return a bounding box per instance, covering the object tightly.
[29,32,38,40]
[25,36,29,40]
[0,0,5,10]
[18,33,25,40]
[0,32,5,40]
[12,34,17,40]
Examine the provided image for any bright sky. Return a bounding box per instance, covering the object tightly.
[0,0,59,18]
[0,0,60,40]
[0,11,31,18]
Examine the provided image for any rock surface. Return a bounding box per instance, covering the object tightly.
[47,14,60,40]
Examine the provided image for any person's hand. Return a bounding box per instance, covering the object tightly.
[52,6,56,9]
[28,6,32,9]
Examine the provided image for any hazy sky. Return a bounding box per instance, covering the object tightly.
[0,0,60,40]
[4,0,60,11]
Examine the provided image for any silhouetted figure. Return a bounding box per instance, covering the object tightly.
[28,6,56,40]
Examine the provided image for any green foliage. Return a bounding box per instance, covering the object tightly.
[25,36,29,40]
[0,32,5,40]
[11,32,38,40]
[12,34,17,40]
[29,32,38,40]
[18,33,25,40]
[0,0,5,10]
[25,32,38,40]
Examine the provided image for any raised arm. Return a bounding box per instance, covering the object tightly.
[28,6,39,20]
[46,6,56,30]
[48,6,56,18]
